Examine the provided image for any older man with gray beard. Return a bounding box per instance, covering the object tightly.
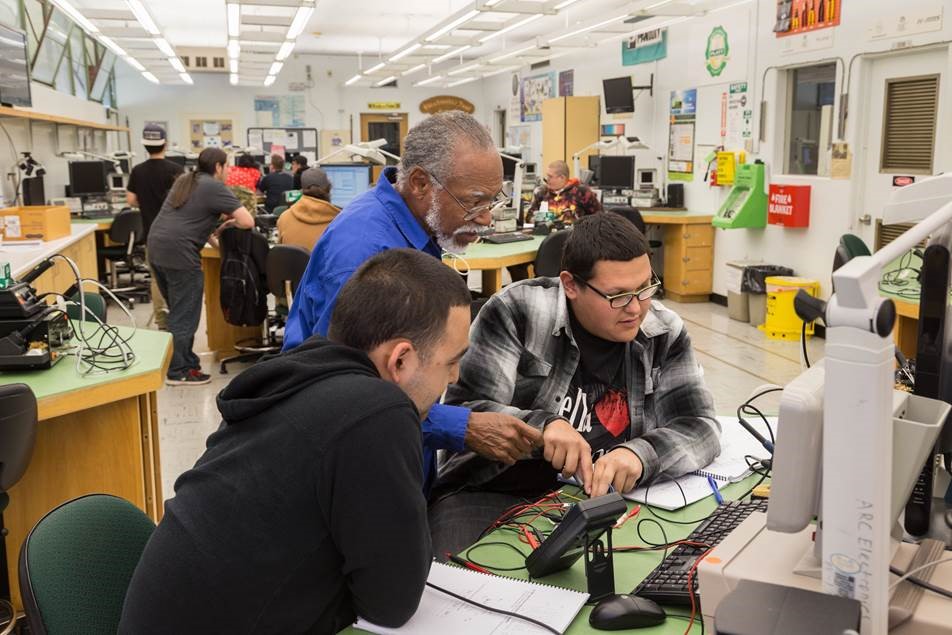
[283,110,542,495]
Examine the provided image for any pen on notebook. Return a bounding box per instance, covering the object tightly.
[446,553,494,575]
[706,475,724,505]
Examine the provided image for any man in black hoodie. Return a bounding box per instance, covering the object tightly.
[119,248,473,634]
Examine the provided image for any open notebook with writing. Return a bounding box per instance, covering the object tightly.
[354,561,588,635]
[624,415,776,510]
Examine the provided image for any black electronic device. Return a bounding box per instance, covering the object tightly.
[526,493,626,601]
[590,594,666,631]
[22,175,45,206]
[0,22,32,107]
[588,155,601,186]
[483,233,533,245]
[68,161,109,197]
[598,156,636,190]
[166,155,187,168]
[501,153,520,182]
[632,498,768,605]
[0,308,71,369]
[603,76,634,114]
[666,183,685,208]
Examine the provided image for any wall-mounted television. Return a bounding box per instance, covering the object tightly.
[603,76,634,114]
[0,22,32,107]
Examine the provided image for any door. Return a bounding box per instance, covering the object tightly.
[857,49,948,247]
[360,113,408,164]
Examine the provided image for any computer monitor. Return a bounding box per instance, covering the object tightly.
[166,155,187,168]
[598,156,635,189]
[322,163,372,208]
[109,173,125,190]
[68,161,108,197]
[588,155,601,186]
[637,168,657,190]
[0,22,32,107]
[603,76,634,114]
[501,154,520,182]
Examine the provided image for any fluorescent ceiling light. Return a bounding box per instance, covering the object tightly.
[153,37,175,57]
[168,56,186,73]
[179,73,193,84]
[226,3,241,38]
[402,63,426,76]
[50,0,99,35]
[554,0,582,8]
[264,75,277,87]
[448,63,481,76]
[482,65,518,78]
[345,74,362,86]
[484,0,505,6]
[124,56,145,72]
[415,75,443,86]
[269,61,284,75]
[644,0,674,9]
[229,59,238,73]
[549,12,629,42]
[142,71,159,84]
[125,0,160,35]
[374,75,396,87]
[230,73,239,85]
[433,45,470,64]
[276,41,295,60]
[447,76,478,87]
[479,13,542,43]
[228,39,240,59]
[490,44,535,63]
[365,62,385,73]
[425,10,479,42]
[98,35,128,58]
[287,4,315,40]
[389,42,421,63]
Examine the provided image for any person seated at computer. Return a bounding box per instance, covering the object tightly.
[259,153,294,212]
[283,110,542,495]
[120,249,470,634]
[226,152,262,191]
[429,213,720,557]
[147,147,254,386]
[277,166,341,252]
[291,154,309,190]
[528,159,602,223]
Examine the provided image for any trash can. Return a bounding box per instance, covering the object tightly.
[725,260,763,323]
[759,276,820,340]
[742,265,794,327]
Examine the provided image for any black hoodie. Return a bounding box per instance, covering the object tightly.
[120,337,431,634]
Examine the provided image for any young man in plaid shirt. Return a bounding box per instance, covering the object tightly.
[430,213,721,557]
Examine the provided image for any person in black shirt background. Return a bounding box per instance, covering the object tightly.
[291,154,309,190]
[126,123,183,330]
[259,153,295,212]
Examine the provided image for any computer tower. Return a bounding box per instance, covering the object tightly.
[22,176,45,206]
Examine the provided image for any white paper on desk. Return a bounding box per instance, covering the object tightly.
[354,562,587,635]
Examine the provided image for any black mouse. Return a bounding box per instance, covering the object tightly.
[589,593,666,630]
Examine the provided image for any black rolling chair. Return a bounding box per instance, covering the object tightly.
[99,210,149,307]
[0,384,38,635]
[533,229,572,278]
[219,244,310,373]
[609,206,665,294]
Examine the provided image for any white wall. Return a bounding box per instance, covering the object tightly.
[482,0,952,299]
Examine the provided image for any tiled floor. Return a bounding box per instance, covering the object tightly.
[121,296,825,502]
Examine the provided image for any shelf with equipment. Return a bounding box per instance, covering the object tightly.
[0,106,129,133]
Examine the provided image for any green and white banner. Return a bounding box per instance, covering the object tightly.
[622,28,667,66]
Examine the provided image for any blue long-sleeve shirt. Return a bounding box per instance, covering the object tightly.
[283,167,470,489]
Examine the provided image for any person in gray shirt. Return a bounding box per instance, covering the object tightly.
[148,147,254,385]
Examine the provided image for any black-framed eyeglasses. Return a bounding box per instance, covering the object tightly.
[572,273,662,308]
[427,171,511,221]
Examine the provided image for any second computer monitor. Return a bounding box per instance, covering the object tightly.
[322,163,372,208]
[68,160,108,197]
[598,156,636,190]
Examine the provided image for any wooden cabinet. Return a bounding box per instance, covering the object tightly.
[662,223,714,302]
[541,96,600,179]
[30,231,99,296]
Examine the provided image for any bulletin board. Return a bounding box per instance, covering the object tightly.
[247,127,319,164]
[189,118,234,151]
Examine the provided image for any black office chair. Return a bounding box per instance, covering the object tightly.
[609,206,665,294]
[219,244,310,374]
[0,384,38,635]
[99,210,149,307]
[533,229,572,278]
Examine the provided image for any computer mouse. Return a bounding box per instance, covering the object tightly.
[589,593,666,630]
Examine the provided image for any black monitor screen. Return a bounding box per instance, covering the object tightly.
[598,156,635,189]
[0,23,31,107]
[587,155,601,185]
[501,154,519,181]
[68,161,108,196]
[166,155,187,168]
[603,76,634,114]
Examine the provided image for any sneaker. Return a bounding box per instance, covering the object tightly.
[166,369,212,386]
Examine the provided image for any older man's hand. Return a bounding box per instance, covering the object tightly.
[542,420,595,494]
[465,412,543,465]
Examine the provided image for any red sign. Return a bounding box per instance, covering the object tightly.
[893,175,915,187]
[768,184,811,228]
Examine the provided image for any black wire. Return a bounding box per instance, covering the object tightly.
[801,321,810,368]
[634,517,671,558]
[463,541,530,572]
[889,565,952,600]
[426,581,561,634]
[737,402,776,447]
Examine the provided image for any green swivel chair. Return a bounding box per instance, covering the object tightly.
[66,292,107,324]
[18,494,156,634]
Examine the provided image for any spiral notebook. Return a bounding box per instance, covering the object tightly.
[354,561,588,635]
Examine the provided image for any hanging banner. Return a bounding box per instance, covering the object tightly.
[668,88,697,182]
[622,28,668,66]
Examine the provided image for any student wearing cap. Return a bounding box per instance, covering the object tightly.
[290,155,309,190]
[126,123,184,330]
[277,167,341,252]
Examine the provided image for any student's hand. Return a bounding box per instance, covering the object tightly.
[590,448,643,498]
[465,412,543,465]
[542,420,594,495]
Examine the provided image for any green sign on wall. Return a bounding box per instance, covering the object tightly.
[705,26,730,77]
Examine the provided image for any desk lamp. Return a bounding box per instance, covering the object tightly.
[571,137,650,179]
[317,139,399,166]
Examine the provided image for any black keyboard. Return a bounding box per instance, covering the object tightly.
[482,233,533,244]
[632,498,768,605]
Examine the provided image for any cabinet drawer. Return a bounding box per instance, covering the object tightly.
[681,246,712,271]
[670,270,712,294]
[680,225,714,247]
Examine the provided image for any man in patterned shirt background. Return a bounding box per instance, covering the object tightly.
[528,159,602,223]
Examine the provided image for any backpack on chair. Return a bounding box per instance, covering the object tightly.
[218,227,269,327]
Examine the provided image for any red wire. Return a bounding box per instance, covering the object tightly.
[684,546,713,635]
